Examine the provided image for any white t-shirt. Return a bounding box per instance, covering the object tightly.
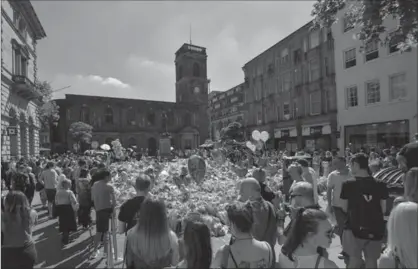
[327,170,351,208]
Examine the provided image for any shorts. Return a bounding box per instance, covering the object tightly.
[45,189,57,203]
[96,208,113,233]
[342,229,382,261]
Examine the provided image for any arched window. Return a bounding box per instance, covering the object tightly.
[127,107,135,125]
[177,66,183,81]
[147,112,155,126]
[105,106,113,124]
[105,137,113,145]
[128,137,137,147]
[80,105,90,123]
[193,63,200,77]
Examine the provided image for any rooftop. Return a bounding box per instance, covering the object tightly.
[13,0,47,40]
[175,43,207,58]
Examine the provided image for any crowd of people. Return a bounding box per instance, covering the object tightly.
[1,137,417,269]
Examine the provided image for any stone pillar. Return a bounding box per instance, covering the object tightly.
[34,127,40,157]
[21,125,29,158]
[1,121,9,161]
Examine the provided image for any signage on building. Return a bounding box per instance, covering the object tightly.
[310,126,322,135]
[281,130,290,137]
[335,131,341,138]
[159,138,171,156]
[7,126,17,136]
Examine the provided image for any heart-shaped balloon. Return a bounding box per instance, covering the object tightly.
[260,131,269,142]
[250,144,256,152]
[252,130,261,141]
[246,141,253,149]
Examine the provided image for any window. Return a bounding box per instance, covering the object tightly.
[365,39,379,61]
[13,49,21,75]
[80,106,90,123]
[281,48,289,64]
[21,57,27,76]
[303,38,308,52]
[292,99,298,119]
[283,103,290,120]
[257,111,262,124]
[366,80,381,104]
[66,109,71,121]
[324,57,329,76]
[343,15,354,32]
[276,76,282,93]
[185,139,192,150]
[309,59,320,82]
[310,91,321,115]
[344,48,356,68]
[193,63,200,77]
[346,86,358,107]
[127,107,136,125]
[309,30,320,49]
[277,105,281,121]
[147,112,155,126]
[177,66,183,81]
[282,72,291,91]
[230,96,238,103]
[294,68,302,85]
[389,34,401,54]
[389,73,407,100]
[104,106,113,124]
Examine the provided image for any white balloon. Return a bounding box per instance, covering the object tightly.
[252,130,261,141]
[246,141,253,149]
[260,131,269,142]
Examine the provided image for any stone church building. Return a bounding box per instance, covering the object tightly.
[52,43,209,155]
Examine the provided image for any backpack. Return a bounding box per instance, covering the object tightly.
[347,178,386,241]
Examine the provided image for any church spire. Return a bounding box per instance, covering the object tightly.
[189,23,192,45]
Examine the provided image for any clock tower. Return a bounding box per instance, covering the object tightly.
[175,43,209,105]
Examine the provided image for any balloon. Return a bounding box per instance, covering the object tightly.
[250,144,256,152]
[260,131,269,142]
[245,141,253,150]
[252,130,261,141]
[255,140,263,150]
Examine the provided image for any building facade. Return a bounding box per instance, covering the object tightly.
[1,0,46,161]
[209,83,245,140]
[52,43,209,155]
[242,21,338,153]
[332,9,418,152]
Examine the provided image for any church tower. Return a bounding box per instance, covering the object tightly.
[175,44,209,105]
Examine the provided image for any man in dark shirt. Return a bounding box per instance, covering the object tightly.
[277,182,327,257]
[341,153,389,269]
[118,174,152,234]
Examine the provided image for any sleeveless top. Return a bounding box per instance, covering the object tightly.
[220,242,273,269]
[128,248,173,269]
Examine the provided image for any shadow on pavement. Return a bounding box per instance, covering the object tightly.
[34,225,94,268]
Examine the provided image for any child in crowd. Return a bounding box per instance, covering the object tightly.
[55,179,79,245]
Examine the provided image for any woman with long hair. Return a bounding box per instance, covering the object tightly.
[126,197,179,269]
[212,201,274,269]
[378,202,417,269]
[175,214,212,268]
[1,191,38,269]
[278,208,338,268]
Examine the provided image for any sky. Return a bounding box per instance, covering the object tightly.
[32,1,314,102]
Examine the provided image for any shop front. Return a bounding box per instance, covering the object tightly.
[274,127,298,153]
[344,120,410,152]
[301,124,332,152]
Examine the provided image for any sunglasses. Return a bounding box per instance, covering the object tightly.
[289,194,303,200]
[326,227,336,239]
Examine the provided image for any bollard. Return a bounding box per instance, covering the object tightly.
[106,213,123,267]
[112,215,124,265]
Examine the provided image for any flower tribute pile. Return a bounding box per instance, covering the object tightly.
[109,157,284,237]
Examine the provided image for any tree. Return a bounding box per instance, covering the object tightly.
[220,122,244,142]
[35,81,60,129]
[68,121,93,152]
[311,0,418,51]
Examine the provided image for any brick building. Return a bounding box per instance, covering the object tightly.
[1,0,46,161]
[242,21,338,152]
[209,83,245,140]
[52,43,209,155]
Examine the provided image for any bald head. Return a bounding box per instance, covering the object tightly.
[238,177,261,202]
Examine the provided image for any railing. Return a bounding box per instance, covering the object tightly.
[12,74,34,87]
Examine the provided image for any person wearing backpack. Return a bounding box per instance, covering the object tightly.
[340,153,389,269]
